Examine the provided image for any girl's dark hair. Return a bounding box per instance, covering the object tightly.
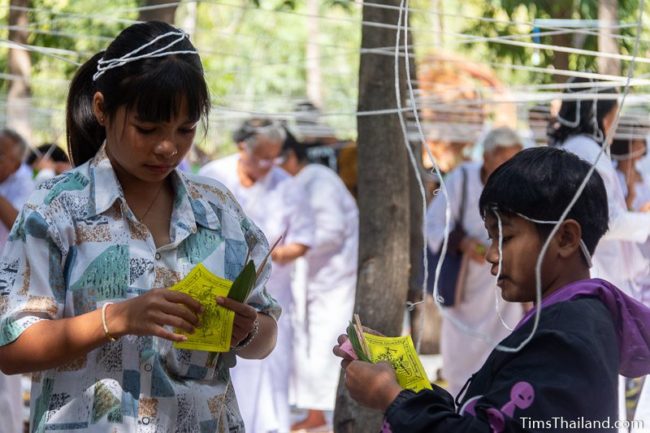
[548,77,618,147]
[66,21,210,166]
[479,147,609,254]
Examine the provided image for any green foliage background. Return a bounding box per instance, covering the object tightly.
[2,0,650,153]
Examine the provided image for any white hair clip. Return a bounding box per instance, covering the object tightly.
[93,30,198,81]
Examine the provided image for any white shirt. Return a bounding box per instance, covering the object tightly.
[199,154,314,305]
[560,135,650,296]
[294,164,358,288]
[199,154,314,433]
[616,169,650,212]
[0,164,34,247]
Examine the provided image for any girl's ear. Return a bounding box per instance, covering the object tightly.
[555,219,583,259]
[92,92,106,126]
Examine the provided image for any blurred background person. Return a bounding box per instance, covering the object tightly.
[425,126,524,397]
[279,132,357,433]
[548,78,650,298]
[549,79,650,424]
[0,128,34,433]
[25,143,71,184]
[611,133,650,213]
[200,119,313,433]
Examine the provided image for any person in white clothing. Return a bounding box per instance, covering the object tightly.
[549,79,650,296]
[200,119,314,433]
[548,78,650,430]
[0,128,34,433]
[426,127,524,397]
[279,133,357,432]
[611,135,650,213]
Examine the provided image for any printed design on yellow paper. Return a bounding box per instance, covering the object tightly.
[170,264,234,352]
[363,333,433,393]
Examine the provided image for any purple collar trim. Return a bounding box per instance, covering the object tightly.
[515,278,650,377]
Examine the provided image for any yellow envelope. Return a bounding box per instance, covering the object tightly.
[363,333,433,393]
[170,264,235,352]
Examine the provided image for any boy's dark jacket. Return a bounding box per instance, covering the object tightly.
[384,279,650,433]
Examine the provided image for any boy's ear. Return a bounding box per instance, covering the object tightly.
[555,219,583,259]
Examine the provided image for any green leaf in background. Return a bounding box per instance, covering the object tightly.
[228,260,257,303]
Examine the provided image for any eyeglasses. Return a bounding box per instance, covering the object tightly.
[243,147,285,167]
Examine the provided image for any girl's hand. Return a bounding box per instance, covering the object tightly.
[110,289,203,342]
[344,361,403,412]
[216,297,258,347]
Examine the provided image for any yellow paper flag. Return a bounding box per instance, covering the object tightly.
[363,333,433,393]
[170,264,234,352]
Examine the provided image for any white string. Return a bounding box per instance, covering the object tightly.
[491,0,645,354]
[5,20,633,57]
[0,39,82,65]
[512,212,594,268]
[93,30,198,81]
[3,1,638,43]
[395,0,454,314]
[493,209,514,331]
[390,0,646,355]
[392,0,435,353]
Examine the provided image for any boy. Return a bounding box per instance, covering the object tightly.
[334,147,650,432]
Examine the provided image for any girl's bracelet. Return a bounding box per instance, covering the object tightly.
[101,302,118,342]
[234,317,259,351]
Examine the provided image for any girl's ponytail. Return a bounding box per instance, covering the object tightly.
[66,51,106,166]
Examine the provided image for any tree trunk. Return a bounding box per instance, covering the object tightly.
[598,0,620,76]
[306,0,323,107]
[7,0,32,144]
[333,2,411,432]
[549,2,573,83]
[138,0,178,24]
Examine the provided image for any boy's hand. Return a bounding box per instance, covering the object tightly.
[333,334,356,368]
[344,361,403,412]
[216,296,258,347]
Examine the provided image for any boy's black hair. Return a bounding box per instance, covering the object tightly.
[479,147,609,254]
[548,77,618,147]
[66,21,210,166]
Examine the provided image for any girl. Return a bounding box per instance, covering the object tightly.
[0,21,279,433]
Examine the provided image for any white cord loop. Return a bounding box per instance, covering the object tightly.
[93,30,198,81]
[513,211,594,268]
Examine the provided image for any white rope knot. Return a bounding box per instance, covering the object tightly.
[93,30,198,81]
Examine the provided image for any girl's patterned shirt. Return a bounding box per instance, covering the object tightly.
[0,146,280,433]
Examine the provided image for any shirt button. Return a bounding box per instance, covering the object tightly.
[155,252,161,260]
